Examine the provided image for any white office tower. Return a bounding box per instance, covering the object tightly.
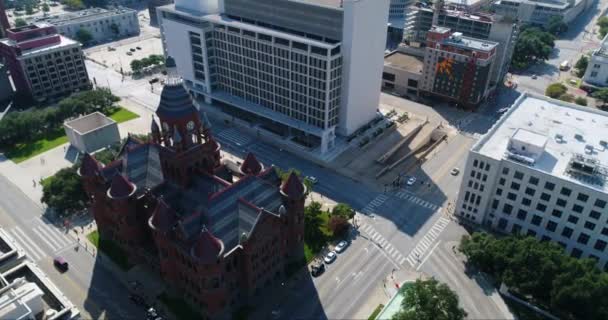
[456,93,608,269]
[158,0,390,154]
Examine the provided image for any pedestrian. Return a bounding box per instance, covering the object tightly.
[33,180,36,187]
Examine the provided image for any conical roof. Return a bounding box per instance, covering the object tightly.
[150,199,177,233]
[108,174,136,198]
[281,172,305,198]
[191,225,223,263]
[240,152,263,175]
[156,83,198,120]
[151,116,160,133]
[80,153,102,177]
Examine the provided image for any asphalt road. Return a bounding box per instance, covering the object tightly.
[0,173,144,320]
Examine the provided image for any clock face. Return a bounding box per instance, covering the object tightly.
[162,122,170,131]
[187,121,195,131]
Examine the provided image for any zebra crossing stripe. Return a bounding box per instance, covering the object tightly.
[12,227,45,259]
[32,227,61,251]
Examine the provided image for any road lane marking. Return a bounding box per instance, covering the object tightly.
[12,226,46,259]
[39,223,72,247]
[32,227,61,251]
[416,240,441,271]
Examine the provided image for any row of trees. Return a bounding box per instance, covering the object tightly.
[598,16,608,39]
[459,232,608,320]
[130,55,165,74]
[304,201,354,254]
[392,279,467,320]
[0,88,119,148]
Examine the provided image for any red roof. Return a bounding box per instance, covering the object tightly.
[240,152,262,175]
[150,199,177,233]
[109,174,135,198]
[281,172,305,198]
[80,153,102,176]
[192,226,223,262]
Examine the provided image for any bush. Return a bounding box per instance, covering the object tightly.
[598,16,608,38]
[41,166,87,215]
[574,96,588,106]
[14,18,27,27]
[558,93,574,102]
[328,216,349,238]
[545,83,567,98]
[574,56,589,77]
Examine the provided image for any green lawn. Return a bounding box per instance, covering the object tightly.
[108,107,139,123]
[86,230,131,271]
[4,130,68,163]
[368,304,385,320]
[158,292,201,320]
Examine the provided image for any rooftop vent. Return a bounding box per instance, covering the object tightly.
[600,140,608,148]
[575,134,584,141]
[566,154,608,186]
[585,145,594,154]
[555,134,564,143]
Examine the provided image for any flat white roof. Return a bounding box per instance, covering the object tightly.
[20,36,79,57]
[474,93,608,192]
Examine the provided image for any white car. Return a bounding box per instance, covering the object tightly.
[307,176,318,184]
[450,168,460,176]
[531,74,538,79]
[335,241,349,253]
[324,251,337,264]
[406,177,417,186]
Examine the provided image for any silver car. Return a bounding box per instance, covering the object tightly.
[324,251,337,264]
[335,241,349,253]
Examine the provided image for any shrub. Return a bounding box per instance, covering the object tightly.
[545,83,567,98]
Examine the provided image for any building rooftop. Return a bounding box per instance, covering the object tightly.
[64,112,116,135]
[443,32,498,52]
[0,229,23,269]
[474,93,608,192]
[296,0,344,9]
[384,51,423,74]
[495,0,570,9]
[592,33,608,58]
[31,6,136,26]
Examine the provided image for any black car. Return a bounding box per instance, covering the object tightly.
[310,263,325,277]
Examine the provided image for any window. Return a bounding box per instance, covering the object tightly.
[511,224,522,234]
[591,71,598,77]
[474,159,479,167]
[536,203,547,212]
[546,220,557,232]
[507,192,517,200]
[527,229,537,237]
[571,248,583,258]
[562,227,573,238]
[514,171,524,180]
[544,182,555,190]
[531,215,542,226]
[584,221,596,231]
[522,198,532,206]
[498,218,508,230]
[382,72,396,81]
[496,188,503,196]
[572,204,584,213]
[560,187,572,196]
[589,210,601,220]
[556,198,567,207]
[595,240,607,252]
[510,182,520,191]
[595,199,607,208]
[577,233,590,245]
[492,199,499,209]
[603,227,608,236]
[540,193,551,201]
[552,209,562,218]
[567,215,579,224]
[516,209,527,221]
[503,203,513,215]
[502,168,509,175]
[499,178,506,186]
[529,176,539,185]
[577,193,589,202]
[525,187,535,196]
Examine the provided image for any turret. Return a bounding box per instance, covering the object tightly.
[240,152,263,176]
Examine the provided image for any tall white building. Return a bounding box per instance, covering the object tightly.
[157,0,389,154]
[583,33,608,88]
[456,93,608,270]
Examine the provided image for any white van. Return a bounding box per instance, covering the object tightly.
[560,60,570,71]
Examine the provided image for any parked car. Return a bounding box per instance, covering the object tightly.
[406,177,417,186]
[531,74,537,79]
[450,168,460,176]
[53,256,69,272]
[335,240,349,253]
[136,46,142,50]
[126,51,133,56]
[310,262,325,277]
[130,48,136,52]
[324,251,337,264]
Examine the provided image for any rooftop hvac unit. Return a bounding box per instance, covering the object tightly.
[555,134,564,142]
[574,133,584,141]
[585,145,594,154]
[600,140,607,148]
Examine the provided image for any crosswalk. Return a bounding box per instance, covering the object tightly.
[359,223,407,266]
[405,216,451,267]
[8,223,74,261]
[216,128,252,147]
[360,194,389,215]
[396,191,441,211]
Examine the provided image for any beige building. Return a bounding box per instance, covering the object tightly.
[382,51,423,99]
[64,112,120,153]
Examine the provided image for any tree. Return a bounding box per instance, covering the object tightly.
[574,96,588,106]
[304,201,325,251]
[14,18,27,27]
[512,28,555,69]
[328,216,349,237]
[75,28,93,45]
[597,16,608,38]
[547,16,567,35]
[25,3,34,15]
[331,203,354,219]
[64,0,84,10]
[574,55,589,77]
[545,83,567,98]
[558,93,574,102]
[42,2,50,13]
[392,279,467,320]
[41,167,88,216]
[131,59,143,73]
[592,88,608,106]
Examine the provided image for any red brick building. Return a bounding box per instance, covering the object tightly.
[80,58,305,319]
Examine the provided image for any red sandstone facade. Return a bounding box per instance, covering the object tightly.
[80,60,305,319]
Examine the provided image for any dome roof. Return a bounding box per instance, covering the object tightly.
[281,172,305,198]
[150,199,177,233]
[108,174,136,199]
[240,152,263,175]
[191,225,223,263]
[80,153,102,177]
[156,81,198,120]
